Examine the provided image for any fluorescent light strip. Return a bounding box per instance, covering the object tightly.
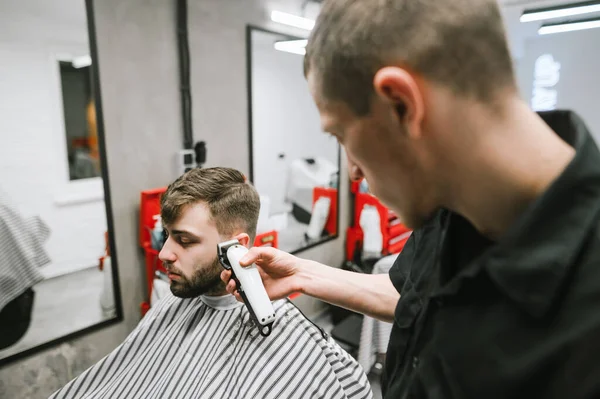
[274,40,307,55]
[271,10,315,31]
[274,47,306,55]
[539,18,600,34]
[276,39,308,47]
[521,2,600,23]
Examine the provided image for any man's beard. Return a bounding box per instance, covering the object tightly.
[167,256,226,298]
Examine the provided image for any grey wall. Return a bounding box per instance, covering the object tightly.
[516,28,600,143]
[500,0,600,140]
[0,1,348,398]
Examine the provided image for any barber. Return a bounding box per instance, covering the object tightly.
[223,0,600,397]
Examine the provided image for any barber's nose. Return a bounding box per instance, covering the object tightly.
[347,156,364,182]
[158,237,177,263]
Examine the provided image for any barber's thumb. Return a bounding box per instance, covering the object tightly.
[239,252,255,267]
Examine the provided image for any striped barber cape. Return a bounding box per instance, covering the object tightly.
[50,294,373,399]
[0,189,50,311]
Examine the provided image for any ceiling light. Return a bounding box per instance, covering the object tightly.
[521,1,600,23]
[274,40,308,55]
[271,10,315,31]
[539,17,600,34]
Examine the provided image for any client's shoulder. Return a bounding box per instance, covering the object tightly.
[140,293,202,325]
[271,299,328,341]
[269,300,374,398]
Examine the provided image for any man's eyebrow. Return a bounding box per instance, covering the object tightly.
[170,230,201,239]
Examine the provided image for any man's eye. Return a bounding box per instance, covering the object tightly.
[178,237,197,246]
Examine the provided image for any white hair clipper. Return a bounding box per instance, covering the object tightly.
[217,239,276,336]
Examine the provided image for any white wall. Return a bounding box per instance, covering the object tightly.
[0,0,106,278]
[251,29,338,214]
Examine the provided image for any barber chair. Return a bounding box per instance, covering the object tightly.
[329,257,379,358]
[330,255,397,373]
[0,287,35,350]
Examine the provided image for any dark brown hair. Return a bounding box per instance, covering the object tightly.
[161,167,260,241]
[304,0,516,115]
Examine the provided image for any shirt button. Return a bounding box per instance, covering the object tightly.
[412,356,419,369]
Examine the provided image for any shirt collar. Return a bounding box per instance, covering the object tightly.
[200,293,244,311]
[437,110,600,318]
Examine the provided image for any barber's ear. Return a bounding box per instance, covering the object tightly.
[233,233,251,248]
[373,67,424,137]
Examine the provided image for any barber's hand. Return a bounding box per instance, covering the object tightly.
[220,246,304,302]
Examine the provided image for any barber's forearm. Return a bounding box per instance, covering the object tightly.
[296,260,399,323]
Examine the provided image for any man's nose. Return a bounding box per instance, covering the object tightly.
[347,156,364,182]
[158,237,176,264]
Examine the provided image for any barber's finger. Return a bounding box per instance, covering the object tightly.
[226,282,242,302]
[233,291,243,302]
[220,270,232,284]
[240,246,277,267]
[225,279,237,294]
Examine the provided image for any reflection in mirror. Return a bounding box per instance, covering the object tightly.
[248,27,340,253]
[58,59,102,180]
[0,0,120,363]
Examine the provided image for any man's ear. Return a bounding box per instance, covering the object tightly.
[233,233,251,248]
[373,66,424,138]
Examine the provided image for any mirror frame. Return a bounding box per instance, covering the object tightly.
[0,0,123,366]
[245,25,341,255]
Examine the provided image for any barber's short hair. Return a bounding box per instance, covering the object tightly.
[304,0,516,115]
[161,167,260,241]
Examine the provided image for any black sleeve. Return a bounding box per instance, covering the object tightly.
[388,210,447,293]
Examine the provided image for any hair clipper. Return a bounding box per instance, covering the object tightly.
[217,240,276,336]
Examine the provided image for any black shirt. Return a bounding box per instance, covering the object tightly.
[383,110,600,398]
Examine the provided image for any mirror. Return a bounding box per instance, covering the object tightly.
[0,0,121,364]
[247,26,340,254]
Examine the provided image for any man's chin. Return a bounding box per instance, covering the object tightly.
[169,281,201,298]
[169,280,226,298]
